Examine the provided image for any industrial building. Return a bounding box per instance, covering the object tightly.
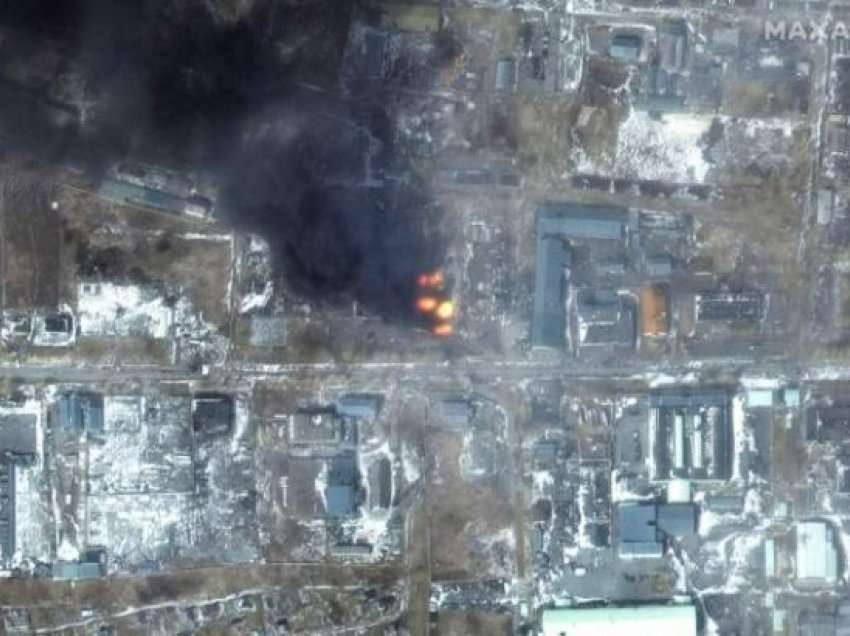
[540,603,697,636]
[532,237,571,349]
[795,520,840,585]
[695,290,766,322]
[532,203,633,349]
[617,502,697,558]
[98,179,212,220]
[51,392,104,435]
[648,388,732,481]
[325,452,360,517]
[337,395,381,420]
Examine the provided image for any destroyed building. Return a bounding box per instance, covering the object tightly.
[695,290,766,322]
[289,408,354,446]
[576,289,636,350]
[192,393,233,436]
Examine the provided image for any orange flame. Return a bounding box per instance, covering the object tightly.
[434,300,455,321]
[416,297,439,313]
[433,323,454,337]
[417,269,445,288]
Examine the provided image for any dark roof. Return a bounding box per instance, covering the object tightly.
[0,414,36,456]
[326,453,359,516]
[328,453,358,486]
[646,254,674,276]
[192,394,233,435]
[656,504,697,537]
[532,203,631,350]
[537,203,630,241]
[531,237,570,349]
[53,393,104,434]
[619,503,658,544]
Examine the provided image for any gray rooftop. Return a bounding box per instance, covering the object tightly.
[619,503,658,544]
[656,503,697,537]
[532,203,631,350]
[0,414,36,457]
[537,203,631,241]
[337,395,381,419]
[531,237,570,349]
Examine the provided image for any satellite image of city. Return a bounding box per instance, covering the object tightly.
[1,0,850,634]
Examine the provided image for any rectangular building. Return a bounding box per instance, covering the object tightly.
[541,604,697,636]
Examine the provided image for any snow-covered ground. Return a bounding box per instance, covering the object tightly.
[78,282,174,338]
[13,463,53,566]
[573,110,714,183]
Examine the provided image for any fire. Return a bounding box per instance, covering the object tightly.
[434,300,455,321]
[433,323,454,337]
[416,269,455,337]
[417,269,445,288]
[416,296,439,313]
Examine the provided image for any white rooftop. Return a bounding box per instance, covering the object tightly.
[796,520,839,582]
[540,604,697,636]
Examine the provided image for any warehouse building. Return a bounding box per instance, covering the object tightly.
[540,603,697,636]
[617,502,697,558]
[648,388,732,481]
[532,203,633,350]
[795,520,840,585]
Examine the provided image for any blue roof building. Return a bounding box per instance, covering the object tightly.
[531,203,632,350]
[618,502,697,558]
[326,453,360,517]
[337,395,381,419]
[98,179,186,216]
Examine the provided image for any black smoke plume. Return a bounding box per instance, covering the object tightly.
[0,0,444,321]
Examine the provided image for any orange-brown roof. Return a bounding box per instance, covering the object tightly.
[640,285,668,337]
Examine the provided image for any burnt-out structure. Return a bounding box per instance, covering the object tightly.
[649,388,732,481]
[192,393,233,436]
[806,401,850,444]
[695,290,766,322]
